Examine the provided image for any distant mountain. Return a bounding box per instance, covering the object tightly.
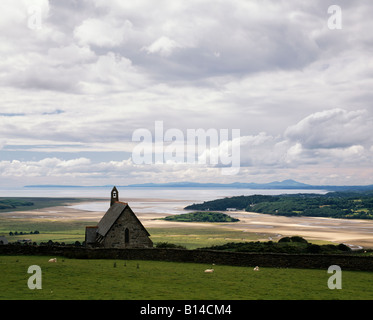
[127,180,373,191]
[264,179,310,187]
[24,185,86,188]
[24,180,373,191]
[127,179,312,189]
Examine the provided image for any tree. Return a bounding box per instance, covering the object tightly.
[306,244,321,253]
[290,236,308,243]
[337,243,351,252]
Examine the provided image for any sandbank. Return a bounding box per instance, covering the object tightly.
[2,198,373,248]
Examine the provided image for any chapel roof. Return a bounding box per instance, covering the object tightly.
[96,201,150,237]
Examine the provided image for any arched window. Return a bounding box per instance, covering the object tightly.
[125,228,129,244]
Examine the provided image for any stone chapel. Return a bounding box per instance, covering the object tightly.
[85,187,153,248]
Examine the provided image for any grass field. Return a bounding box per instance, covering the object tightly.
[1,217,339,250]
[0,217,277,248]
[147,227,275,249]
[0,218,96,244]
[0,255,372,300]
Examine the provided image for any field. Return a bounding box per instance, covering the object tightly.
[1,255,373,300]
[0,216,278,248]
[0,218,94,244]
[1,199,373,301]
[148,227,276,249]
[3,219,335,250]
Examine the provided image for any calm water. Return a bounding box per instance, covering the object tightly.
[0,187,328,214]
[0,186,327,200]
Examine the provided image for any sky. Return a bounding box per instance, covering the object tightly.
[0,0,373,187]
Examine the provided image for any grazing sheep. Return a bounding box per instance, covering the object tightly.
[253,266,259,271]
[204,269,214,273]
[48,258,57,263]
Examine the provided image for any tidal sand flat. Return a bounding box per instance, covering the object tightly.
[2,196,373,248]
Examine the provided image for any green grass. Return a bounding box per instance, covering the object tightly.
[0,218,98,244]
[0,255,372,300]
[148,227,273,249]
[1,217,337,249]
[0,217,275,248]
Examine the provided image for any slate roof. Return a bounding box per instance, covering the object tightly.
[85,226,98,244]
[96,202,150,237]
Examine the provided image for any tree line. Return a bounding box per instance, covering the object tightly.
[0,199,34,210]
[185,191,373,219]
[8,230,40,236]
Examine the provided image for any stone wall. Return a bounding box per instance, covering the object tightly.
[103,207,153,248]
[1,245,373,271]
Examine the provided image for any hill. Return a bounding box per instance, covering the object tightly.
[185,191,373,219]
[127,179,312,189]
[25,180,373,191]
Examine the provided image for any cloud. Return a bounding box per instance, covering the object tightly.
[74,18,133,47]
[284,108,373,149]
[0,140,6,150]
[1,1,373,186]
[47,44,96,66]
[284,143,303,164]
[0,0,50,31]
[71,0,325,81]
[0,157,91,178]
[142,36,182,57]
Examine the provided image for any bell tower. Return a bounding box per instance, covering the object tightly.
[111,186,119,206]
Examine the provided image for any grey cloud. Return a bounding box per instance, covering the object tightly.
[1,1,373,186]
[122,3,322,82]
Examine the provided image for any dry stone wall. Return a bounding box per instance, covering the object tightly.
[1,245,373,271]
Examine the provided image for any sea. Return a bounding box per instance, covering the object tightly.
[0,186,328,215]
[0,186,328,199]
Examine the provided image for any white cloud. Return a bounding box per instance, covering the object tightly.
[0,157,91,178]
[1,1,373,186]
[284,108,373,149]
[74,18,133,47]
[142,36,183,57]
[316,145,367,164]
[0,0,50,30]
[284,143,303,164]
[47,44,96,66]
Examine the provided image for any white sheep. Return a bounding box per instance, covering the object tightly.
[253,266,259,271]
[48,258,57,263]
[204,269,214,273]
